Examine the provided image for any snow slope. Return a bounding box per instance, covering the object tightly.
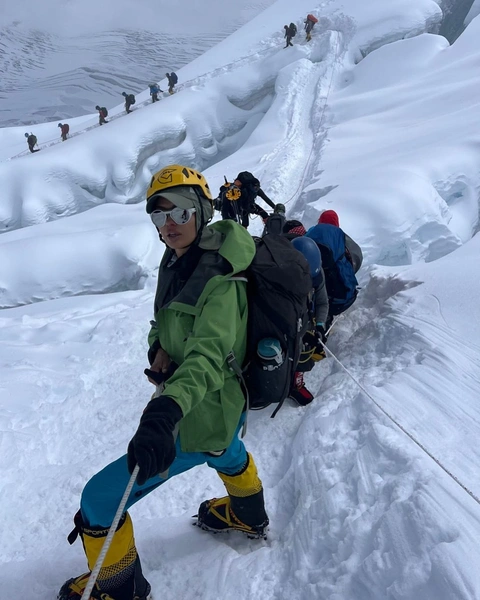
[0,0,276,127]
[0,27,227,128]
[300,26,480,266]
[1,0,480,598]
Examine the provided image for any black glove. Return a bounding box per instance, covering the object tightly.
[127,396,183,485]
[147,339,161,366]
[303,330,318,349]
[315,324,327,345]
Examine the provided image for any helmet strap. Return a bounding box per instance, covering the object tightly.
[191,187,212,246]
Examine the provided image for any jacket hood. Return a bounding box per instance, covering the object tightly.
[318,210,339,227]
[206,220,255,274]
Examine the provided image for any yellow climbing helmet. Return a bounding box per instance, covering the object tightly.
[146,164,212,213]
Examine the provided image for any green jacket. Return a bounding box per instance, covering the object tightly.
[148,220,255,452]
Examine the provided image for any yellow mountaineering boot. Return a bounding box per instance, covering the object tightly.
[195,453,269,539]
[57,512,151,600]
[58,572,116,600]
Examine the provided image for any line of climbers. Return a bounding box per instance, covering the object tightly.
[57,164,363,600]
[284,13,318,48]
[24,73,179,152]
[282,211,362,404]
[213,169,362,404]
[95,72,178,124]
[22,9,323,156]
[23,9,323,155]
[24,122,70,152]
[22,10,322,156]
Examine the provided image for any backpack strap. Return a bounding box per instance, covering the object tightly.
[226,352,249,436]
[345,247,353,266]
[229,271,250,433]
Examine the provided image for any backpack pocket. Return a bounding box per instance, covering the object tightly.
[246,337,291,409]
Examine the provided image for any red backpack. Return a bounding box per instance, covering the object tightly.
[307,14,318,23]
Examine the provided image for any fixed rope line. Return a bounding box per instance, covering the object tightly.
[320,341,480,507]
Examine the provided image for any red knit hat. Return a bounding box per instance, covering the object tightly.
[318,210,339,227]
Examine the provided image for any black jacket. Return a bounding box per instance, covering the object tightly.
[235,172,275,212]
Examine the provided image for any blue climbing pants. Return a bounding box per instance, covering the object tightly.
[81,417,247,527]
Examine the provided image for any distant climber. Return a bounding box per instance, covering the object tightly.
[216,171,276,228]
[25,132,40,153]
[122,92,136,114]
[95,105,108,125]
[304,14,318,41]
[149,83,162,103]
[166,72,178,94]
[58,123,69,141]
[284,23,297,48]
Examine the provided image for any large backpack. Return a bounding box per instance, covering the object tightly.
[27,134,37,146]
[128,94,136,104]
[236,171,261,202]
[306,14,318,24]
[289,23,297,36]
[218,182,246,223]
[306,224,358,315]
[236,171,259,188]
[233,171,262,214]
[101,107,108,117]
[171,72,178,84]
[229,234,312,415]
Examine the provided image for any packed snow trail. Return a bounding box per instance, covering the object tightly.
[263,29,344,210]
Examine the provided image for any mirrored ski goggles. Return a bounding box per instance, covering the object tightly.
[150,207,196,228]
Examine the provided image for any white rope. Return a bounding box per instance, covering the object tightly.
[320,341,480,507]
[80,465,139,600]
